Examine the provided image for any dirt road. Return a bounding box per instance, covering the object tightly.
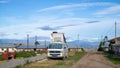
[72,51,119,68]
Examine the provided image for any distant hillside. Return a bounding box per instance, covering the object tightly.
[67,40,100,48]
[0,39,100,48]
[0,39,50,45]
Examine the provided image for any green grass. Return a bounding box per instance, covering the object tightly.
[0,55,5,61]
[15,65,22,68]
[67,51,86,65]
[104,51,120,64]
[17,51,86,68]
[49,51,86,68]
[55,61,65,66]
[15,51,46,58]
[15,51,36,58]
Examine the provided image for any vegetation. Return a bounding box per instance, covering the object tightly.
[0,55,5,61]
[34,41,40,50]
[18,51,86,68]
[98,36,108,51]
[0,53,5,61]
[15,50,45,58]
[15,51,36,58]
[104,51,120,64]
[15,65,22,68]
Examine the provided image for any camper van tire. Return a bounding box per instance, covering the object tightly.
[47,57,50,60]
[62,56,65,60]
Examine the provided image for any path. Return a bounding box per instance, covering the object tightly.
[0,53,47,68]
[72,51,118,68]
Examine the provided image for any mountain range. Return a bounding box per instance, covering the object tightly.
[0,39,100,49]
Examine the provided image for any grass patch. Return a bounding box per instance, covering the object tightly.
[67,51,86,66]
[17,51,86,68]
[46,51,86,68]
[55,61,65,66]
[15,51,45,58]
[0,55,5,61]
[104,51,120,64]
[15,65,22,68]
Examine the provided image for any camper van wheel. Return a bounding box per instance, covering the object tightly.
[47,57,50,60]
[62,57,65,60]
[65,56,68,59]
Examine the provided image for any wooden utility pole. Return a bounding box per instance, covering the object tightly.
[45,40,46,47]
[77,34,80,51]
[115,21,117,44]
[35,35,37,41]
[27,34,29,50]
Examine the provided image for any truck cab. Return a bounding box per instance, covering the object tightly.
[47,42,68,59]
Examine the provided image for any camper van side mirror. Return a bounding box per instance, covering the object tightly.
[64,47,66,49]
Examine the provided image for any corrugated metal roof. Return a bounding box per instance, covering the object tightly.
[0,43,16,48]
[17,45,47,49]
[108,37,120,42]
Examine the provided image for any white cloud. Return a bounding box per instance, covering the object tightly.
[0,16,99,39]
[0,0,9,3]
[38,2,113,12]
[95,5,120,15]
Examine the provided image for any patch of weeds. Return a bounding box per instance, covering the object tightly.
[55,61,65,66]
[25,60,31,64]
[104,51,120,64]
[15,65,22,68]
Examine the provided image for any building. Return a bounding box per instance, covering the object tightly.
[0,43,18,53]
[68,45,83,52]
[108,37,120,54]
[16,45,47,52]
[0,43,47,52]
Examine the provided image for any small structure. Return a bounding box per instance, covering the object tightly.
[101,42,109,51]
[0,43,17,53]
[0,43,18,60]
[68,45,83,52]
[108,37,120,54]
[16,45,47,52]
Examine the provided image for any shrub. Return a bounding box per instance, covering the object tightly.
[15,51,36,58]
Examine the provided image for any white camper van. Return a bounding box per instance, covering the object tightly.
[47,32,68,59]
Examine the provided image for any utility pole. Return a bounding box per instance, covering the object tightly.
[27,34,29,51]
[35,35,37,41]
[115,21,117,44]
[35,35,37,50]
[77,34,80,51]
[45,40,46,47]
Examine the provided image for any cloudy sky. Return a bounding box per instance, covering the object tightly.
[0,0,120,42]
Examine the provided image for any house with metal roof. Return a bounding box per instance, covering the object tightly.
[108,37,120,54]
[0,43,17,53]
[16,45,47,51]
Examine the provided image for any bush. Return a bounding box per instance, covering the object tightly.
[104,51,120,64]
[15,51,36,58]
[0,55,5,61]
[36,51,45,54]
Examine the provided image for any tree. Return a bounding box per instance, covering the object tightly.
[34,41,40,51]
[98,36,108,51]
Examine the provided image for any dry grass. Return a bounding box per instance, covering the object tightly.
[16,51,85,68]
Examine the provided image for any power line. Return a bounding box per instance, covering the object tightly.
[103,23,114,36]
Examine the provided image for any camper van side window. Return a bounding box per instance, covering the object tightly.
[64,47,66,49]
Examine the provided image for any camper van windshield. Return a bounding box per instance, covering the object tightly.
[49,43,62,49]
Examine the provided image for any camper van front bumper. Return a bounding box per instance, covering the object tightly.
[47,53,64,58]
